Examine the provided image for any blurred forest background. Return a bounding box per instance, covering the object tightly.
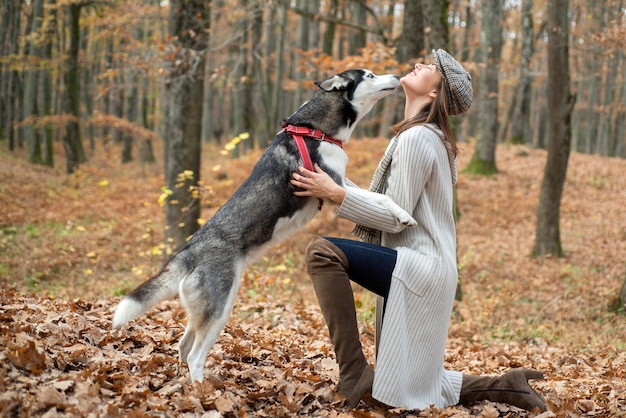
[2,1,626,416]
[2,0,625,254]
[2,0,625,168]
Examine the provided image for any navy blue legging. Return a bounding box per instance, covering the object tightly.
[325,237,397,298]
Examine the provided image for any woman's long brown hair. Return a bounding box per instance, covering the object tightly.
[390,81,458,156]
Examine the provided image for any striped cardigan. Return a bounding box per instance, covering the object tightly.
[336,124,462,409]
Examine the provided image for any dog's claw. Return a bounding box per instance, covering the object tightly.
[393,209,417,226]
[401,216,417,226]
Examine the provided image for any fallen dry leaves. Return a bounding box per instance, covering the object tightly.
[2,289,625,417]
[1,139,626,416]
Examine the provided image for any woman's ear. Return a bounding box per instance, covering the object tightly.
[428,89,438,99]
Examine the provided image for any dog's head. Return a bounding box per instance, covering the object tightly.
[315,69,400,112]
[308,70,399,141]
[282,69,399,143]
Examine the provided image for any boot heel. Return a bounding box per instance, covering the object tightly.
[345,364,374,408]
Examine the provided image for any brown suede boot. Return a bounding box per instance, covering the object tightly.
[306,237,374,408]
[458,369,547,412]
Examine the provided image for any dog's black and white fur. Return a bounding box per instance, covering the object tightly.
[113,69,416,382]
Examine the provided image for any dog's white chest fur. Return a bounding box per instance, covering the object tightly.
[266,143,348,252]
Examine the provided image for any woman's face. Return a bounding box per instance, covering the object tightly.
[400,63,442,101]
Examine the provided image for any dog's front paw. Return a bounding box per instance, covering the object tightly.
[389,206,417,226]
[398,212,417,226]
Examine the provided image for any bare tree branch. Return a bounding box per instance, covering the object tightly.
[277,0,389,46]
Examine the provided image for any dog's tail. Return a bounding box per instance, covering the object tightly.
[112,258,187,328]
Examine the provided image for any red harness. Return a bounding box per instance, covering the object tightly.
[282,124,343,210]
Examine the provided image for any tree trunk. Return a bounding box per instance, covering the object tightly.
[139,0,157,164]
[505,0,534,145]
[249,0,269,146]
[615,50,626,158]
[41,0,56,167]
[599,46,619,156]
[112,87,125,145]
[348,1,367,54]
[395,0,425,64]
[241,1,262,149]
[294,0,311,108]
[460,3,472,62]
[322,0,338,56]
[62,3,87,174]
[139,75,156,163]
[80,24,95,153]
[11,0,24,151]
[270,3,287,133]
[122,70,138,163]
[0,0,12,143]
[465,0,503,175]
[582,2,603,155]
[532,0,574,258]
[23,0,44,164]
[229,0,248,157]
[102,37,114,143]
[200,49,215,143]
[3,0,23,151]
[423,0,449,51]
[163,0,210,253]
[110,38,125,145]
[349,2,368,138]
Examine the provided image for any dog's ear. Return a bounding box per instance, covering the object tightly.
[315,74,353,92]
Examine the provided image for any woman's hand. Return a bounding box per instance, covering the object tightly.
[291,164,347,204]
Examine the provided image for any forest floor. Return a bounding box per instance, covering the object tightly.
[1,137,625,417]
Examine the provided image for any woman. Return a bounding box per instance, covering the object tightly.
[290,49,547,411]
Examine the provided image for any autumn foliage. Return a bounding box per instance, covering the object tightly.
[1,139,626,416]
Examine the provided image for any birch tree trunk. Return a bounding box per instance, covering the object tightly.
[532,0,575,258]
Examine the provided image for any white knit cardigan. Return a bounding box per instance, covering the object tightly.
[336,124,462,409]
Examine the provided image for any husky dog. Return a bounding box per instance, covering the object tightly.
[113,69,416,383]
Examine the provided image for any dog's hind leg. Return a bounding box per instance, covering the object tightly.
[179,261,243,382]
[185,308,233,382]
[178,325,195,365]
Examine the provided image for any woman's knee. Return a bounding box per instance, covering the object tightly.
[305,236,349,275]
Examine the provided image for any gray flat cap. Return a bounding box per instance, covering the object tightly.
[432,49,473,115]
